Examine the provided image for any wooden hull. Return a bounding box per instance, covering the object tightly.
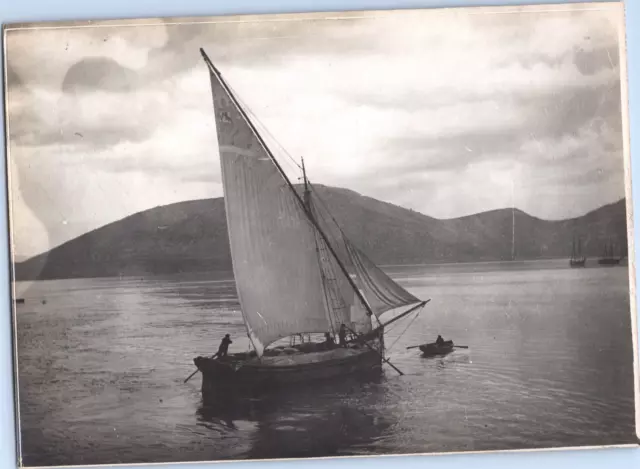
[419,340,454,357]
[194,342,383,397]
[598,258,620,266]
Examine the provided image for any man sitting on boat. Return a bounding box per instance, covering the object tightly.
[323,332,336,350]
[213,334,232,359]
[338,324,347,347]
[436,335,445,346]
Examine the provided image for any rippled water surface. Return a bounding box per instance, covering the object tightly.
[14,260,637,466]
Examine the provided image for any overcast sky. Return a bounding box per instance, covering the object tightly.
[5,3,627,258]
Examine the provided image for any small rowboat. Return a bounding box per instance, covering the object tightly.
[419,340,454,357]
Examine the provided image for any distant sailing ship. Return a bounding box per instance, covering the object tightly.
[569,237,586,268]
[192,49,429,395]
[598,239,621,266]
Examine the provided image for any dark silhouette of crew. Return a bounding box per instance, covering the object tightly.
[324,332,336,350]
[214,334,232,359]
[436,334,444,346]
[338,324,347,347]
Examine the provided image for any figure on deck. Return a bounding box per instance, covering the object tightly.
[324,332,336,350]
[436,334,444,346]
[338,324,347,347]
[213,334,232,359]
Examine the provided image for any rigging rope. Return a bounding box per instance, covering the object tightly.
[225,82,303,173]
[386,307,423,352]
[307,181,350,239]
[304,181,386,329]
[225,81,355,266]
[384,317,405,335]
[221,80,391,331]
[223,81,370,333]
[225,81,348,248]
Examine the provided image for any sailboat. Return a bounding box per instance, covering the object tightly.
[598,239,621,266]
[569,237,586,268]
[192,49,429,394]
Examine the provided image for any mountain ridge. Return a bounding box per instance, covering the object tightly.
[13,185,628,281]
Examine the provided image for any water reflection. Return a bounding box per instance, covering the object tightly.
[430,355,466,370]
[197,373,392,459]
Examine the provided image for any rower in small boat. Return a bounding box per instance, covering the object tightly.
[436,335,445,346]
[212,334,232,359]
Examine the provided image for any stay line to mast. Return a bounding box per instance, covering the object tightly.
[211,61,418,328]
[200,48,378,321]
[304,181,422,326]
[377,300,429,331]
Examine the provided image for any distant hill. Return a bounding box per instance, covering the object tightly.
[13,185,629,281]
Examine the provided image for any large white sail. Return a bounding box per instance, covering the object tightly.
[308,198,354,332]
[205,61,331,354]
[345,240,421,317]
[350,289,373,334]
[309,193,421,319]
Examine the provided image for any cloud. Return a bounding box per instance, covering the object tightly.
[62,57,139,93]
[4,4,627,257]
[9,85,167,149]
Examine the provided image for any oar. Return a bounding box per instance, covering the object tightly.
[406,344,470,350]
[345,326,404,376]
[184,368,199,383]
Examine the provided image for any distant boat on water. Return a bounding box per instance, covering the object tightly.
[569,237,586,268]
[598,239,622,266]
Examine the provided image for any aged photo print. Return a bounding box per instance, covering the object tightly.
[3,2,638,467]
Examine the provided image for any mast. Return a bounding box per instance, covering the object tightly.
[577,238,582,258]
[511,207,515,261]
[304,157,346,336]
[612,240,616,259]
[200,48,380,320]
[302,157,311,210]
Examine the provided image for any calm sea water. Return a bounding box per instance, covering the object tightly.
[14,260,637,466]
